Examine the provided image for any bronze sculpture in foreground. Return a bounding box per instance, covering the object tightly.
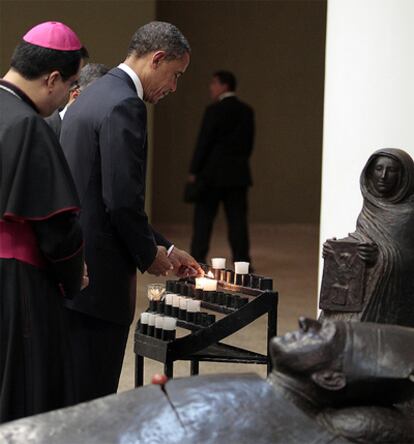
[0,318,412,443]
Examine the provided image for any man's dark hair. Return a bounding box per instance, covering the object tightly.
[127,21,190,60]
[213,70,237,92]
[78,63,109,90]
[11,41,89,81]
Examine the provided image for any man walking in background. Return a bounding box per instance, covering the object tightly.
[61,21,201,403]
[188,71,255,265]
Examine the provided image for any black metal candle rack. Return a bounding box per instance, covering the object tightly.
[134,267,278,387]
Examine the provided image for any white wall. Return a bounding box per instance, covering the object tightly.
[319,0,414,309]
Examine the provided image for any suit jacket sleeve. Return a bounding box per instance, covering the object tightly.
[189,106,217,175]
[99,98,157,272]
[152,227,172,249]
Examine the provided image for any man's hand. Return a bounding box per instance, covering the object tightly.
[168,247,204,277]
[147,246,174,276]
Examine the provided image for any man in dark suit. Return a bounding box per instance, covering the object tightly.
[189,71,255,264]
[45,63,109,138]
[60,21,201,403]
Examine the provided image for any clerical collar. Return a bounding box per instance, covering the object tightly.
[0,79,40,113]
[118,63,143,100]
[219,91,236,101]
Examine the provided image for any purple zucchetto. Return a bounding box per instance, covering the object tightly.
[23,21,82,51]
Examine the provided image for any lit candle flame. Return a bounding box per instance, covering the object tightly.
[207,271,214,278]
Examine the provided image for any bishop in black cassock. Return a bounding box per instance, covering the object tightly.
[0,21,86,423]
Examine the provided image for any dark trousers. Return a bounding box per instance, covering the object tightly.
[191,187,250,264]
[65,309,129,404]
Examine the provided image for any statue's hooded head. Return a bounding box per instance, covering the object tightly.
[270,318,414,405]
[361,148,414,204]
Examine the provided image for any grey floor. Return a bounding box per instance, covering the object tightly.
[118,222,320,391]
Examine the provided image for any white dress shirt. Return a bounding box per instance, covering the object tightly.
[219,91,236,101]
[118,63,144,100]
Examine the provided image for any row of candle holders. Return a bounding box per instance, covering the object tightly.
[165,281,249,309]
[149,296,216,326]
[168,271,273,292]
[142,294,216,340]
[139,313,177,341]
[195,289,249,308]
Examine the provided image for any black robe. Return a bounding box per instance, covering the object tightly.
[0,81,84,423]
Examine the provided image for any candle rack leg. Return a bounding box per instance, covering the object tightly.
[267,303,277,375]
[135,354,144,387]
[190,360,199,375]
[164,360,174,379]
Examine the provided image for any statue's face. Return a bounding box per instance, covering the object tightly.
[370,156,402,196]
[270,318,342,374]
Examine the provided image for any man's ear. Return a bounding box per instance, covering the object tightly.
[311,370,346,391]
[46,70,61,90]
[151,50,166,68]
